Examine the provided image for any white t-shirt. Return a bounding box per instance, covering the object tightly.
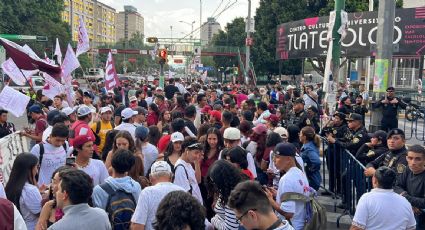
[131,182,184,230]
[352,188,416,230]
[173,158,203,204]
[78,159,109,186]
[30,141,72,186]
[276,167,310,230]
[14,204,27,230]
[114,123,137,141]
[141,143,159,176]
[303,93,318,108]
[20,183,42,230]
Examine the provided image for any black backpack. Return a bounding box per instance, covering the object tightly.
[38,142,68,167]
[100,183,136,230]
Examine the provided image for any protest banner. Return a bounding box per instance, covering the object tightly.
[1,58,38,85]
[0,86,31,117]
[0,133,30,185]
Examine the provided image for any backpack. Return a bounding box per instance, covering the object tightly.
[92,121,115,146]
[100,183,136,230]
[281,192,327,230]
[173,164,193,194]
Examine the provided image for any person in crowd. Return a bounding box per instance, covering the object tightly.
[0,196,27,230]
[131,161,184,230]
[0,109,16,138]
[184,105,198,136]
[153,190,206,230]
[147,125,161,146]
[114,108,138,141]
[173,137,203,204]
[355,130,388,165]
[373,86,407,131]
[135,126,159,176]
[171,95,187,114]
[158,131,184,171]
[82,92,96,113]
[228,181,295,230]
[31,123,71,186]
[164,78,179,100]
[113,95,126,126]
[48,169,111,230]
[265,114,280,132]
[253,102,270,126]
[299,126,321,191]
[72,135,109,186]
[69,105,96,148]
[197,123,211,143]
[175,78,187,95]
[394,145,425,229]
[338,96,353,115]
[157,110,171,135]
[219,110,233,135]
[305,105,320,133]
[133,107,147,127]
[90,107,114,155]
[222,147,255,180]
[105,131,137,169]
[365,128,408,177]
[21,105,47,144]
[42,110,70,142]
[264,142,310,230]
[239,120,253,145]
[207,160,243,230]
[287,98,310,131]
[146,103,160,127]
[201,128,224,179]
[36,166,71,230]
[53,95,64,111]
[287,125,301,150]
[351,167,416,230]
[157,118,186,154]
[155,95,169,114]
[302,85,318,109]
[209,110,222,130]
[129,96,138,109]
[353,95,368,125]
[261,132,283,186]
[5,153,41,230]
[61,107,76,125]
[93,149,141,212]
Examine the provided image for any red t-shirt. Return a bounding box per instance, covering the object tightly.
[242,169,254,180]
[201,153,219,177]
[146,112,159,126]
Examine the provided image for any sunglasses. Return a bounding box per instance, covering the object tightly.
[187,142,202,149]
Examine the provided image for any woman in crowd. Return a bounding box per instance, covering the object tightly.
[157,132,184,171]
[105,131,137,169]
[5,153,41,230]
[248,124,268,184]
[223,147,254,180]
[101,130,119,162]
[171,95,186,114]
[36,166,71,230]
[299,126,322,191]
[147,125,161,146]
[356,130,388,165]
[157,110,172,135]
[338,96,353,115]
[287,124,301,150]
[146,103,160,126]
[72,135,109,186]
[197,123,211,143]
[207,160,243,230]
[261,132,283,171]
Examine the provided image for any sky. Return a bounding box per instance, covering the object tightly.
[98,0,260,38]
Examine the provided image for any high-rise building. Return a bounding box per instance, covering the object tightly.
[62,0,116,43]
[116,5,144,41]
[201,17,221,44]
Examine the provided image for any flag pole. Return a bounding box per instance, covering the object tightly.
[17,68,36,93]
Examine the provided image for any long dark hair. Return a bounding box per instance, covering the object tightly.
[175,95,186,109]
[149,103,160,116]
[112,130,136,153]
[207,160,242,206]
[164,140,184,160]
[148,125,161,146]
[5,153,39,211]
[250,131,267,162]
[203,128,224,161]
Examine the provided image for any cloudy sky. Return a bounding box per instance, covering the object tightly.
[99,0,260,38]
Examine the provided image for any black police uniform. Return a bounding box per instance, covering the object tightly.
[373,96,407,132]
[334,126,369,155]
[355,143,388,165]
[287,110,310,130]
[353,104,368,125]
[366,146,408,176]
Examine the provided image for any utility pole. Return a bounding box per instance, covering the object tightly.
[245,0,252,85]
[364,0,374,101]
[332,0,345,86]
[370,0,396,132]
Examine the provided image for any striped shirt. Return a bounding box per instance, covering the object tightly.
[211,199,239,230]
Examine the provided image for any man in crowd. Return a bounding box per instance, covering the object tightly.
[69,105,96,148]
[135,126,159,176]
[164,78,179,101]
[113,95,126,126]
[114,108,138,141]
[91,107,114,154]
[42,110,70,142]
[155,95,169,114]
[21,105,47,144]
[350,167,416,230]
[253,102,270,126]
[353,95,368,125]
[373,86,407,131]
[49,169,111,230]
[133,107,147,127]
[228,181,294,230]
[365,128,408,177]
[131,161,184,230]
[183,105,198,137]
[53,95,65,110]
[287,98,309,130]
[395,145,425,229]
[195,94,208,129]
[303,85,318,109]
[0,109,15,139]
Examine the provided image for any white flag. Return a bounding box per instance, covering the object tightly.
[54,38,62,65]
[42,72,65,100]
[0,86,30,117]
[76,16,90,57]
[1,58,38,86]
[62,44,80,85]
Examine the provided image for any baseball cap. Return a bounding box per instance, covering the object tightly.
[61,107,75,116]
[135,126,149,140]
[171,132,184,142]
[253,123,268,134]
[121,108,138,120]
[274,127,289,138]
[286,85,296,90]
[209,110,222,122]
[346,113,362,121]
[294,98,304,104]
[223,127,241,140]
[29,105,43,114]
[387,128,405,139]
[77,105,92,117]
[83,91,94,100]
[150,161,172,175]
[386,86,395,92]
[100,106,112,114]
[129,96,137,102]
[73,135,93,149]
[265,114,280,123]
[333,112,346,120]
[274,142,297,157]
[47,110,61,125]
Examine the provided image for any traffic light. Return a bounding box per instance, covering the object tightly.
[159,49,168,60]
[147,37,158,43]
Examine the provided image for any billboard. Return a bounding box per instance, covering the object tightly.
[276,7,425,60]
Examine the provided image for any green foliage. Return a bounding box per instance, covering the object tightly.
[74,53,92,77]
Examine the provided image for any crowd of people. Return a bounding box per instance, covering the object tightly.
[0,77,422,230]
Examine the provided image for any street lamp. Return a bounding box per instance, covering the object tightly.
[179,20,195,39]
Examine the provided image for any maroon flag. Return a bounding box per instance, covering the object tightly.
[0,38,62,80]
[104,52,120,90]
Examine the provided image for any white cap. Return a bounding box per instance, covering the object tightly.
[223,127,241,140]
[129,96,137,102]
[274,127,289,138]
[121,108,138,120]
[61,107,74,116]
[77,105,92,117]
[150,161,172,175]
[170,132,184,142]
[100,106,112,114]
[286,85,296,90]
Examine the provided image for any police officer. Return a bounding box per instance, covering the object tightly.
[373,86,407,132]
[352,95,368,125]
[364,128,408,178]
[306,105,320,133]
[286,98,310,130]
[355,130,388,165]
[326,113,369,155]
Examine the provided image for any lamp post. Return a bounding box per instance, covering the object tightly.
[179,20,195,39]
[245,0,252,85]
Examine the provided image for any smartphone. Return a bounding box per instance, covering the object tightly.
[66,157,76,165]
